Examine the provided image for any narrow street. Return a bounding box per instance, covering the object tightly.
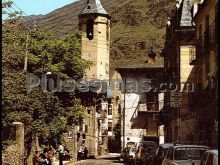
[69,154,124,165]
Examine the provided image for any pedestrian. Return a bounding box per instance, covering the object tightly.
[47,147,54,165]
[33,151,41,165]
[77,145,84,161]
[84,147,88,159]
[56,142,64,165]
[39,148,49,165]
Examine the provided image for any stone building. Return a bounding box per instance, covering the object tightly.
[189,0,218,148]
[77,0,113,156]
[161,0,218,147]
[116,57,165,148]
[161,0,197,144]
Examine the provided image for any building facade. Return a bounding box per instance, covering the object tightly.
[77,0,121,156]
[161,0,197,144]
[190,0,218,148]
[116,56,165,148]
[161,0,218,147]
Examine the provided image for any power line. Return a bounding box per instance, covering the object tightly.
[4,0,162,49]
[3,0,37,29]
[36,0,126,27]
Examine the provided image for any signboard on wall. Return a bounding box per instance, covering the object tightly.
[67,130,74,139]
[170,92,182,108]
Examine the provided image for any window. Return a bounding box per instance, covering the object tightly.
[82,133,86,139]
[79,124,83,132]
[88,117,91,127]
[85,125,88,133]
[108,104,112,115]
[174,147,208,160]
[108,122,112,131]
[86,19,94,40]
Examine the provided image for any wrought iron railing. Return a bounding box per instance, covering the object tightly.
[189,46,196,64]
[196,20,217,58]
[131,101,164,121]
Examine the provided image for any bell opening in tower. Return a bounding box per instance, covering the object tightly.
[86,19,94,40]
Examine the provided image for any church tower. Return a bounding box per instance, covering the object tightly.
[79,0,111,81]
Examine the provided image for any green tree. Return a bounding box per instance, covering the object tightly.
[2,6,91,147]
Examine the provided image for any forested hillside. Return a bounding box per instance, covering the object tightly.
[23,0,176,70]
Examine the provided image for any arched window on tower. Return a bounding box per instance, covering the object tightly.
[86,19,94,40]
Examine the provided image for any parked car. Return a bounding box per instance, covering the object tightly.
[124,147,136,163]
[120,147,130,162]
[151,143,174,165]
[142,145,158,165]
[162,145,209,165]
[134,141,157,165]
[200,150,218,165]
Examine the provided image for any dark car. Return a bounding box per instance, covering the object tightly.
[134,141,157,165]
[120,147,130,162]
[151,143,174,165]
[143,145,158,165]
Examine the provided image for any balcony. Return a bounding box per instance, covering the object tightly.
[131,101,164,122]
[195,20,217,59]
[97,110,107,119]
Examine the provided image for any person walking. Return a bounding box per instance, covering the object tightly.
[57,142,64,165]
[47,147,54,165]
[84,147,88,160]
[34,151,42,165]
[77,145,84,161]
[39,148,49,165]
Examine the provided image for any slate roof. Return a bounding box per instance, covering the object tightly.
[179,0,194,26]
[80,0,110,17]
[116,57,164,70]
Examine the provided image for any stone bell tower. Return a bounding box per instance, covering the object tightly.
[78,0,111,81]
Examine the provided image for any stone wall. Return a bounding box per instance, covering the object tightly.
[2,144,23,165]
[62,127,77,161]
[2,122,24,165]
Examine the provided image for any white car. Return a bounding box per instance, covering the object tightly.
[200,150,218,165]
[162,145,209,165]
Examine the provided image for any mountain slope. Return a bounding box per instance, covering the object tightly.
[24,0,176,69]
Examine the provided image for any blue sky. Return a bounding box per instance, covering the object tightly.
[5,0,78,16]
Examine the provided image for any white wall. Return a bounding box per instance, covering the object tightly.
[121,93,146,148]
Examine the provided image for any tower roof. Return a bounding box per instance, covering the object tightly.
[79,0,110,18]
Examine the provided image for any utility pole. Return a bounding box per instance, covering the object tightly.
[123,77,126,149]
[24,21,37,72]
[24,32,29,71]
